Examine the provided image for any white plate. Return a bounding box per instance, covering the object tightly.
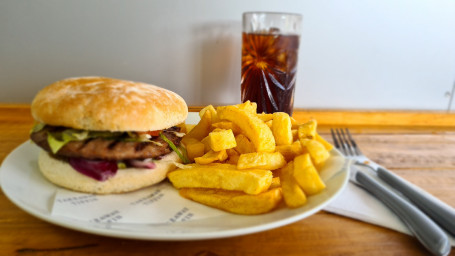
[0,113,349,241]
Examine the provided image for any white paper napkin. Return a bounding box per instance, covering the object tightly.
[324,167,455,246]
[52,182,225,224]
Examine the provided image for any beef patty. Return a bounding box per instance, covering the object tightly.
[30,126,182,161]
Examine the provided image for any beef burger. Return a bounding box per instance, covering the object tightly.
[30,77,188,194]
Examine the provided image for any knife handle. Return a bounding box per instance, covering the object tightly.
[377,167,455,236]
[355,171,451,256]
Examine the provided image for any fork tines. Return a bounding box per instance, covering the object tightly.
[330,128,360,156]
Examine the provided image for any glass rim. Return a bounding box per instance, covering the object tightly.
[242,11,302,18]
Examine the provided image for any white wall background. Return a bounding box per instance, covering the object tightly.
[1,0,455,111]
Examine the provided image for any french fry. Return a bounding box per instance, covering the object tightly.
[181,137,199,147]
[279,161,307,208]
[185,140,205,162]
[179,163,235,169]
[257,113,274,122]
[185,124,196,133]
[298,119,317,139]
[199,104,219,123]
[300,138,330,166]
[234,134,256,154]
[179,187,282,215]
[235,100,257,114]
[212,121,242,135]
[200,136,211,153]
[293,154,326,195]
[292,129,299,141]
[290,117,300,129]
[168,165,273,195]
[275,141,305,162]
[186,110,212,140]
[208,129,237,151]
[315,133,334,151]
[217,105,275,152]
[271,112,293,145]
[194,150,228,165]
[226,148,240,165]
[237,152,286,170]
[270,177,281,189]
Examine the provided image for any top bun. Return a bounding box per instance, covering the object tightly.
[31,77,188,131]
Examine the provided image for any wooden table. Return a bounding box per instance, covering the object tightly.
[1,104,454,256]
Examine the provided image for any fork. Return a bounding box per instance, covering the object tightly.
[332,128,455,235]
[331,128,451,256]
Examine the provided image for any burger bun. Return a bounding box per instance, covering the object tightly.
[31,76,188,131]
[38,151,180,194]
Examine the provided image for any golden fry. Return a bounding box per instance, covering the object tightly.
[270,177,281,189]
[208,129,237,151]
[179,187,282,215]
[200,136,211,153]
[185,124,196,133]
[235,100,257,114]
[234,134,256,154]
[199,105,219,123]
[211,121,242,135]
[279,161,307,208]
[226,148,240,165]
[194,150,228,165]
[185,140,205,162]
[181,137,199,147]
[290,117,300,129]
[257,113,274,122]
[217,105,275,152]
[275,141,305,162]
[237,152,286,170]
[315,133,334,151]
[186,110,212,140]
[293,154,326,195]
[168,165,273,195]
[300,138,330,166]
[298,119,317,140]
[272,112,293,145]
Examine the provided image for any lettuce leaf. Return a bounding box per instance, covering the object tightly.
[46,129,123,154]
[159,133,189,164]
[47,132,71,154]
[29,122,46,134]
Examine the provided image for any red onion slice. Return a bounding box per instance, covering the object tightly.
[69,158,118,181]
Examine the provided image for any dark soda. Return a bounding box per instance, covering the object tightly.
[241,32,299,115]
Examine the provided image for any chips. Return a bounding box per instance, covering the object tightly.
[169,101,333,214]
[217,105,276,153]
[180,187,282,215]
[208,129,236,151]
[237,152,286,170]
[293,154,326,195]
[271,112,293,145]
[168,164,273,195]
[279,161,307,208]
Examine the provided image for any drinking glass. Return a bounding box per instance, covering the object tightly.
[241,12,302,115]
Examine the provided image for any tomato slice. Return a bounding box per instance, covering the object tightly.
[147,130,162,137]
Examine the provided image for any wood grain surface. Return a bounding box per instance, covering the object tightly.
[1,104,454,256]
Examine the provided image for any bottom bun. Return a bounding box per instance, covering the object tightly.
[38,151,180,194]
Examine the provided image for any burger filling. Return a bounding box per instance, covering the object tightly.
[30,124,185,181]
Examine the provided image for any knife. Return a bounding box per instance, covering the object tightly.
[350,165,451,256]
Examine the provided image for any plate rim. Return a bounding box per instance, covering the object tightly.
[1,138,349,241]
